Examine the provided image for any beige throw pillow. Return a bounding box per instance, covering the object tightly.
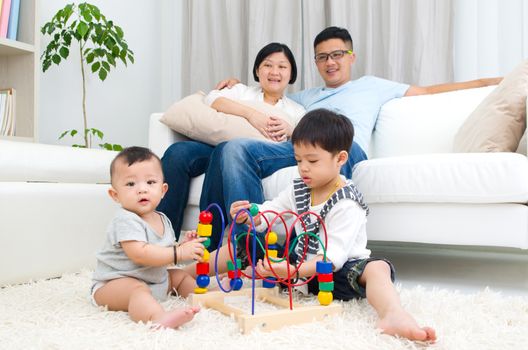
[454,60,528,152]
[160,92,295,146]
[517,129,527,155]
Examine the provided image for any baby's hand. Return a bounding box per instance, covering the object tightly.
[177,237,206,262]
[180,230,198,244]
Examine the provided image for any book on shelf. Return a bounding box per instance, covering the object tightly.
[0,0,11,38]
[7,0,19,40]
[0,88,16,136]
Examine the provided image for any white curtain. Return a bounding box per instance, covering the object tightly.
[453,0,528,81]
[178,0,454,97]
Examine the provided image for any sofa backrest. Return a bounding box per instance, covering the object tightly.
[369,85,497,158]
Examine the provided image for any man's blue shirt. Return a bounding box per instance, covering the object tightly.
[289,76,409,152]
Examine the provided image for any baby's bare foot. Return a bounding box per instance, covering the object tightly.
[378,307,437,342]
[154,306,200,329]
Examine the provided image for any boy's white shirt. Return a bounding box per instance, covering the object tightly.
[256,176,371,271]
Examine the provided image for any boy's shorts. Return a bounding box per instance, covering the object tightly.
[307,257,396,301]
[233,230,395,301]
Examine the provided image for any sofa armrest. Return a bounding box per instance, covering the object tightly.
[148,113,191,158]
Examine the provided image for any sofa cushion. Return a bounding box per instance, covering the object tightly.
[352,153,528,204]
[453,60,528,152]
[160,92,295,146]
[0,140,116,183]
[371,86,496,158]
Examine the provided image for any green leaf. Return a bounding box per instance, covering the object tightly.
[58,130,69,139]
[115,26,124,39]
[52,54,61,64]
[59,46,70,59]
[77,22,89,37]
[106,54,116,67]
[86,51,95,64]
[91,61,101,73]
[101,61,110,71]
[112,144,123,151]
[127,54,134,64]
[70,130,78,137]
[98,68,107,81]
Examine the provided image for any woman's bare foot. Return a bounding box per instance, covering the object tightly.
[154,306,200,329]
[377,307,437,342]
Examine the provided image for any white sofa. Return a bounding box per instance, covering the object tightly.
[0,141,119,285]
[149,85,528,250]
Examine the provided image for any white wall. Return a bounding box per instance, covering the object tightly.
[38,0,166,148]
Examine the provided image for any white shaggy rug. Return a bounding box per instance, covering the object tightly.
[1,270,527,350]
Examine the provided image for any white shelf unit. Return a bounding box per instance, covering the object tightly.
[0,0,38,142]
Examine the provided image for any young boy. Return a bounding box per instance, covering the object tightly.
[212,109,436,341]
[92,146,204,328]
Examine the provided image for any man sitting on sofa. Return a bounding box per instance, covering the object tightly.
[167,26,502,245]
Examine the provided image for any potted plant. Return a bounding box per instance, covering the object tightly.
[40,2,134,150]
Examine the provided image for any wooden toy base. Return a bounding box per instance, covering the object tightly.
[189,287,342,334]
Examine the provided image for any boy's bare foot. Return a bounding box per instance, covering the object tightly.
[378,307,437,342]
[154,306,200,329]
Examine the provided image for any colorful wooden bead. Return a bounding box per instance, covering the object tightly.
[202,237,211,249]
[318,291,333,305]
[230,277,243,290]
[199,210,213,224]
[227,259,242,271]
[196,262,209,275]
[197,223,212,237]
[317,273,333,282]
[318,281,335,292]
[227,269,241,279]
[249,203,259,216]
[201,249,210,262]
[316,261,333,274]
[194,287,208,294]
[266,231,278,245]
[266,249,278,258]
[262,276,276,288]
[196,274,210,288]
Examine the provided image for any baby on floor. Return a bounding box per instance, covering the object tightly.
[92,146,204,328]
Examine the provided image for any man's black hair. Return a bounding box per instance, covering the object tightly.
[110,146,162,180]
[313,26,353,51]
[253,42,297,84]
[291,108,354,154]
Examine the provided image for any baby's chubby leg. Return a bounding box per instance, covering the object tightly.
[94,277,197,329]
[359,261,437,342]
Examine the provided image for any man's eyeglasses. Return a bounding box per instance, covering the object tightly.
[314,50,353,63]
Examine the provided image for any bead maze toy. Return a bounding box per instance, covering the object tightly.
[188,203,342,334]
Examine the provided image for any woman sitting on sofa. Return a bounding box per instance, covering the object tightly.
[157,42,305,237]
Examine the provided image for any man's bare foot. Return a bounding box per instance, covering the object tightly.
[154,306,200,329]
[378,307,437,342]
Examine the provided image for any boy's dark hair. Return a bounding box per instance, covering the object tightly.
[110,146,162,180]
[291,108,354,154]
[313,26,353,51]
[253,42,297,84]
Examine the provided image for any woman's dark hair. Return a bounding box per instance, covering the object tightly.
[253,42,297,84]
[313,26,353,51]
[291,108,354,154]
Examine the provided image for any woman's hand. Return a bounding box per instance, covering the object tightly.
[248,112,274,139]
[266,116,293,142]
